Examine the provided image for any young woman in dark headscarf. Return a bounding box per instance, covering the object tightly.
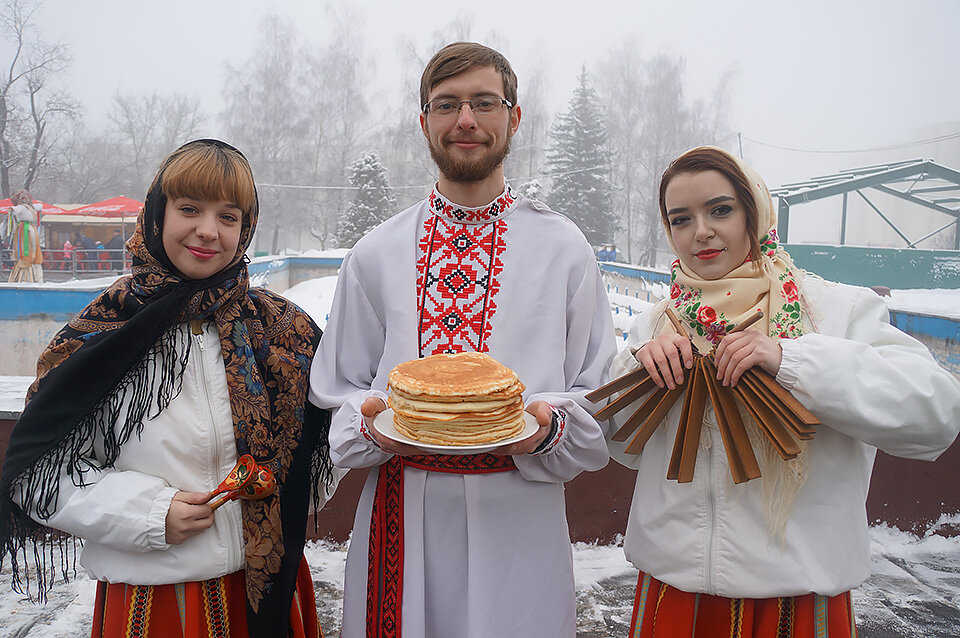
[0,139,338,637]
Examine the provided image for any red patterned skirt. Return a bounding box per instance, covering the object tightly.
[90,555,321,638]
[629,571,857,638]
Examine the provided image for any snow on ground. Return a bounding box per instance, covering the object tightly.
[282,276,340,331]
[0,275,122,290]
[1,275,959,635]
[884,288,960,320]
[3,530,960,637]
[0,377,32,415]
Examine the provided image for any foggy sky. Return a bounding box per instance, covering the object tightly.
[11,0,960,243]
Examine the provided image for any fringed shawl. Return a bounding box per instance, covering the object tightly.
[0,139,333,637]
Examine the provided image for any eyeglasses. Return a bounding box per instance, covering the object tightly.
[422,96,513,117]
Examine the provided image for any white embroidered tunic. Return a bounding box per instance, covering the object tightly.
[309,185,617,638]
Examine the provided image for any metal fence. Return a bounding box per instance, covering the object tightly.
[0,248,130,281]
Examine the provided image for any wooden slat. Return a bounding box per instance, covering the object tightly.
[702,360,748,483]
[750,367,820,426]
[740,372,815,440]
[715,380,762,482]
[677,360,708,483]
[593,375,658,422]
[732,382,801,459]
[700,362,744,483]
[625,386,685,454]
[586,366,651,403]
[667,361,696,480]
[611,386,668,442]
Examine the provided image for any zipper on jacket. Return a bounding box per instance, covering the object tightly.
[192,321,241,570]
[703,423,717,594]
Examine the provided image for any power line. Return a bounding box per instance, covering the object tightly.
[741,131,960,155]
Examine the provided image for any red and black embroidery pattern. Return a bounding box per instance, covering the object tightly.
[427,184,515,223]
[366,191,516,638]
[367,457,404,638]
[416,215,507,355]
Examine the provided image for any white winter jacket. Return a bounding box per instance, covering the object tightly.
[17,321,340,585]
[608,276,960,598]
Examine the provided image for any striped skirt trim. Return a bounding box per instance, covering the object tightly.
[90,555,321,637]
[629,571,857,638]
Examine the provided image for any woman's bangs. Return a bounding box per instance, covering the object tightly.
[161,148,255,215]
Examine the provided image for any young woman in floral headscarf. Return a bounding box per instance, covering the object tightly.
[607,146,960,637]
[0,139,339,637]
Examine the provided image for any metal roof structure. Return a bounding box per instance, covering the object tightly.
[770,159,960,249]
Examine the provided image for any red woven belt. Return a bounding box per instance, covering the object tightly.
[366,453,516,638]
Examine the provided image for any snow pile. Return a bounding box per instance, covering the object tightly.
[0,376,32,414]
[282,276,340,331]
[884,288,960,320]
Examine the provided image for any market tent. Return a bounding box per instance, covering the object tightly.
[70,195,143,217]
[0,199,67,215]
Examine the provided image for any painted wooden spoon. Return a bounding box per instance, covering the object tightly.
[209,465,277,511]
[206,454,256,502]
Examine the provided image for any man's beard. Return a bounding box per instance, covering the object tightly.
[428,132,513,183]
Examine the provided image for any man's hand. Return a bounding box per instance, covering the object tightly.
[491,401,553,456]
[713,327,782,387]
[165,491,214,545]
[361,397,422,456]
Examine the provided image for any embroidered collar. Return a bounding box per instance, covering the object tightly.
[428,183,517,224]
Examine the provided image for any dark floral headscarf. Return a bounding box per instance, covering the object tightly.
[0,139,332,637]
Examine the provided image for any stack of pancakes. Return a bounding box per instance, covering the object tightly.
[387,352,526,445]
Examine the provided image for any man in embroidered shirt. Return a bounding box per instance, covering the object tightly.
[308,42,616,638]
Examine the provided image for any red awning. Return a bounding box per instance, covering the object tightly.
[0,198,67,215]
[70,196,144,217]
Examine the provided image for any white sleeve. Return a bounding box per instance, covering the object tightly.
[308,255,392,469]
[605,302,667,470]
[16,468,178,552]
[776,287,960,460]
[513,261,618,482]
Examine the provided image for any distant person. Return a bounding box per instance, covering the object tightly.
[309,42,616,637]
[62,238,74,271]
[1,139,341,637]
[94,240,108,270]
[608,146,960,637]
[72,232,95,271]
[6,190,43,282]
[105,228,125,270]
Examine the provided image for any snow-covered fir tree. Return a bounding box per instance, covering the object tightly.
[545,68,617,247]
[335,152,396,248]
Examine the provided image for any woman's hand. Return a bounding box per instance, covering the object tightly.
[165,491,214,545]
[361,397,422,456]
[713,327,782,387]
[634,333,694,389]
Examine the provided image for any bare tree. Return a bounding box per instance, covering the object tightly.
[504,55,549,186]
[109,91,205,195]
[221,14,312,254]
[0,0,78,196]
[597,45,731,265]
[301,6,372,249]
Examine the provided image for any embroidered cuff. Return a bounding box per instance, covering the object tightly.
[529,406,566,456]
[359,413,384,450]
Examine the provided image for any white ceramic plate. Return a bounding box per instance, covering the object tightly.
[372,409,539,454]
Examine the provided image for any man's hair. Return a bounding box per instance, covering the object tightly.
[658,147,761,263]
[154,142,257,218]
[420,42,518,108]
